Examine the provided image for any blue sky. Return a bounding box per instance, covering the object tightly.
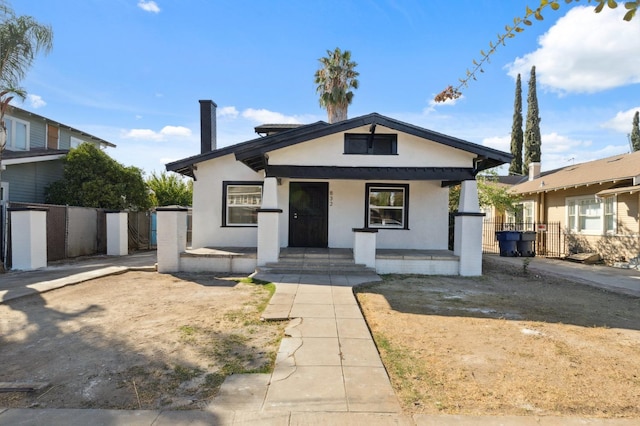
[13,0,640,176]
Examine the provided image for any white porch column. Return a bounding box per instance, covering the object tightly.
[353,228,377,269]
[257,177,281,266]
[157,206,188,273]
[454,180,485,276]
[10,207,47,270]
[106,211,128,256]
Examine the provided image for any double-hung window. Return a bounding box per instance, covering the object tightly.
[604,196,616,234]
[566,195,615,235]
[3,116,29,150]
[223,181,262,226]
[506,201,535,231]
[366,183,408,229]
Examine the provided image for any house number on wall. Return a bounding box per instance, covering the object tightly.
[329,190,334,206]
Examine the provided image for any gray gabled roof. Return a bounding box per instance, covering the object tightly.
[9,105,117,148]
[166,113,512,178]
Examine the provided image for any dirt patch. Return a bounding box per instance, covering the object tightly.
[0,271,284,410]
[356,259,640,418]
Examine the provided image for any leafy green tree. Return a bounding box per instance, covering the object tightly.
[631,111,640,151]
[0,1,53,271]
[509,74,524,175]
[146,171,192,207]
[523,66,541,176]
[45,143,151,210]
[434,0,638,102]
[314,47,359,123]
[449,171,521,213]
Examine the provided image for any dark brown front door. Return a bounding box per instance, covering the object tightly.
[289,182,328,247]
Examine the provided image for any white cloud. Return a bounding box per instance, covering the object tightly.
[483,132,596,172]
[160,125,191,137]
[122,125,192,141]
[218,106,239,119]
[601,107,640,133]
[423,94,463,115]
[138,1,160,13]
[242,108,301,124]
[506,6,640,94]
[482,134,510,153]
[27,94,46,108]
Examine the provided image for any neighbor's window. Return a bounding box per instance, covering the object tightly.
[223,182,262,226]
[4,116,29,151]
[506,201,535,231]
[344,133,397,155]
[566,195,615,235]
[604,195,616,234]
[366,183,408,229]
[70,136,84,148]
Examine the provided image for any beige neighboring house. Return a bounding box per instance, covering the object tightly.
[510,151,640,264]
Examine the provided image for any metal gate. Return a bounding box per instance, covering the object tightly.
[482,221,566,258]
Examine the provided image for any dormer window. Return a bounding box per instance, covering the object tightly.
[344,133,397,155]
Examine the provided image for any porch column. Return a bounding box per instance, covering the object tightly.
[106,211,128,256]
[257,177,281,266]
[454,180,485,276]
[10,207,47,270]
[157,206,188,273]
[353,228,377,269]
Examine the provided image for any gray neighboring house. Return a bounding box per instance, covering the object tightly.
[0,105,116,204]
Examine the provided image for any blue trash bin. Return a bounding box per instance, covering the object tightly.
[496,231,520,257]
[517,231,536,257]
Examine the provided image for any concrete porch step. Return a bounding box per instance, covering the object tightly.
[261,248,376,275]
[256,265,377,275]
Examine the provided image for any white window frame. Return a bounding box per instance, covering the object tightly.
[223,182,262,227]
[366,183,408,229]
[3,115,30,151]
[603,195,616,235]
[0,181,8,204]
[70,136,84,148]
[506,200,535,231]
[566,195,615,235]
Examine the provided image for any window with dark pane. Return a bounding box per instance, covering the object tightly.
[344,133,397,155]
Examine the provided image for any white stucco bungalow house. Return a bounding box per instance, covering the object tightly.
[162,100,511,276]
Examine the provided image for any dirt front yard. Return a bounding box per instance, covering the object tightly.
[0,271,284,410]
[356,258,640,419]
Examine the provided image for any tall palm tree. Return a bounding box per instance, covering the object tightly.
[0,2,53,271]
[314,47,359,124]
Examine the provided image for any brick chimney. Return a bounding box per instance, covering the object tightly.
[199,100,217,154]
[529,162,541,181]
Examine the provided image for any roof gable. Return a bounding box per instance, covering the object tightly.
[512,150,640,194]
[166,113,511,178]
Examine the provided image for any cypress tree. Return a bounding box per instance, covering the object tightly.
[524,66,541,176]
[631,111,640,152]
[509,74,523,175]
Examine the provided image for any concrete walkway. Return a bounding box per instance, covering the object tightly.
[254,272,398,413]
[1,253,639,425]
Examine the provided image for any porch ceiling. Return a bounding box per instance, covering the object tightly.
[264,165,476,181]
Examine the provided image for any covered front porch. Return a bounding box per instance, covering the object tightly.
[156,178,481,276]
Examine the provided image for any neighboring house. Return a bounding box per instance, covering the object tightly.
[510,153,640,263]
[165,100,511,276]
[0,105,116,204]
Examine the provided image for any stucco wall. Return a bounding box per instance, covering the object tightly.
[190,127,470,250]
[268,125,476,168]
[191,154,264,248]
